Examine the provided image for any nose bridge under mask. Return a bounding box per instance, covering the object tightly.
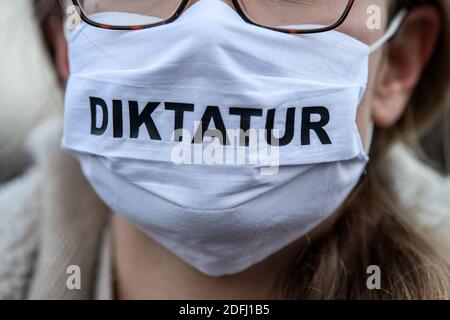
[68,2,370,85]
[167,0,246,61]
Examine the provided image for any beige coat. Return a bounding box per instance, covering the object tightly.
[0,117,111,299]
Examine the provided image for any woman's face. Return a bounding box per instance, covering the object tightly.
[48,0,441,269]
[54,0,439,152]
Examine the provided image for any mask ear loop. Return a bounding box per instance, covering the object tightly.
[364,121,374,154]
[363,9,408,157]
[369,9,408,54]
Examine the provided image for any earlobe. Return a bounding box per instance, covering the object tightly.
[372,5,441,128]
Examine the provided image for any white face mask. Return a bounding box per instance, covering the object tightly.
[62,0,406,276]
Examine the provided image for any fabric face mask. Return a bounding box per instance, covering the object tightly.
[62,0,406,276]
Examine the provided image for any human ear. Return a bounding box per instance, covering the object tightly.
[371,5,441,128]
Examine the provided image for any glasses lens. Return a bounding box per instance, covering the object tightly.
[77,0,183,27]
[238,0,351,31]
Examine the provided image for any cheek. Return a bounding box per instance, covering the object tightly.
[356,50,384,145]
[338,0,389,145]
[337,0,389,45]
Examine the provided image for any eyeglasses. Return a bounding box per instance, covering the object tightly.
[71,0,355,34]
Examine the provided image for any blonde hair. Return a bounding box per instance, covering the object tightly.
[34,0,450,299]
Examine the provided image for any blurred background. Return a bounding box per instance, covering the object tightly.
[0,0,62,183]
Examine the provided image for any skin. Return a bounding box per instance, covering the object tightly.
[47,0,440,299]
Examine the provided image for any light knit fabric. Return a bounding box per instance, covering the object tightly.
[382,143,450,256]
[0,117,110,299]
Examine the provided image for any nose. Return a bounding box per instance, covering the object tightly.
[186,0,236,11]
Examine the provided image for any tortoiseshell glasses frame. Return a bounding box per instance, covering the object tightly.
[71,0,356,35]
